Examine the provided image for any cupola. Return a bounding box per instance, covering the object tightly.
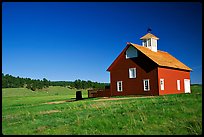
[140,28,159,52]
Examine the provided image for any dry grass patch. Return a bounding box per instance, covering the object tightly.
[39,110,61,115]
[36,126,48,133]
[90,102,108,109]
[43,100,67,104]
[42,100,75,105]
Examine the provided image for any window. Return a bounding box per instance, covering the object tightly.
[147,39,151,47]
[117,81,123,92]
[129,68,136,78]
[177,80,180,90]
[125,46,138,59]
[160,79,164,90]
[143,40,147,47]
[143,79,150,91]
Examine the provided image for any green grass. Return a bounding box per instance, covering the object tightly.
[2,85,202,135]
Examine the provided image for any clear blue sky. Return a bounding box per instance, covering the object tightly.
[2,2,202,84]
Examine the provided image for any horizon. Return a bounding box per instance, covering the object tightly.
[2,73,202,85]
[2,2,202,84]
[2,72,109,83]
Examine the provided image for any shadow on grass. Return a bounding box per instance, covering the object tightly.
[69,97,94,102]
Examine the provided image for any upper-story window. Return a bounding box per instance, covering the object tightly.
[129,68,136,78]
[126,46,138,59]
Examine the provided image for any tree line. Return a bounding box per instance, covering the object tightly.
[2,73,109,91]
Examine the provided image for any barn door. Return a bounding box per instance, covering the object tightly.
[184,79,191,93]
[160,79,164,90]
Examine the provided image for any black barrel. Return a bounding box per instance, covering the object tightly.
[76,91,82,100]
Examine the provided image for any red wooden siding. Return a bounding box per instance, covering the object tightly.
[158,67,190,95]
[109,50,159,96]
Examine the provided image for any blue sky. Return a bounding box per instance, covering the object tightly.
[2,2,202,84]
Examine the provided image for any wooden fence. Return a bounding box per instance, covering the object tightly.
[88,87,111,98]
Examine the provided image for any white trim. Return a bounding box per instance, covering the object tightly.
[117,81,123,92]
[160,79,164,90]
[143,79,150,91]
[129,68,136,78]
[177,80,180,91]
[151,38,158,52]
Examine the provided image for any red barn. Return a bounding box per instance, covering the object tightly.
[107,32,192,96]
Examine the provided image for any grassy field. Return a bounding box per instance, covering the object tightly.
[2,85,202,135]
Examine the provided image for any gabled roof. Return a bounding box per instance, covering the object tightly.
[140,33,159,40]
[107,44,130,71]
[107,43,192,71]
[131,43,191,71]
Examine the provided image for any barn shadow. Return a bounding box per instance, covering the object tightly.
[70,97,90,101]
[129,52,157,73]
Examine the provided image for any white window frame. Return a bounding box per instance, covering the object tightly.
[160,79,164,90]
[143,79,150,91]
[117,81,123,92]
[129,68,136,78]
[177,80,180,91]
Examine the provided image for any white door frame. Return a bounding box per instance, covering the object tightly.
[184,79,191,93]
